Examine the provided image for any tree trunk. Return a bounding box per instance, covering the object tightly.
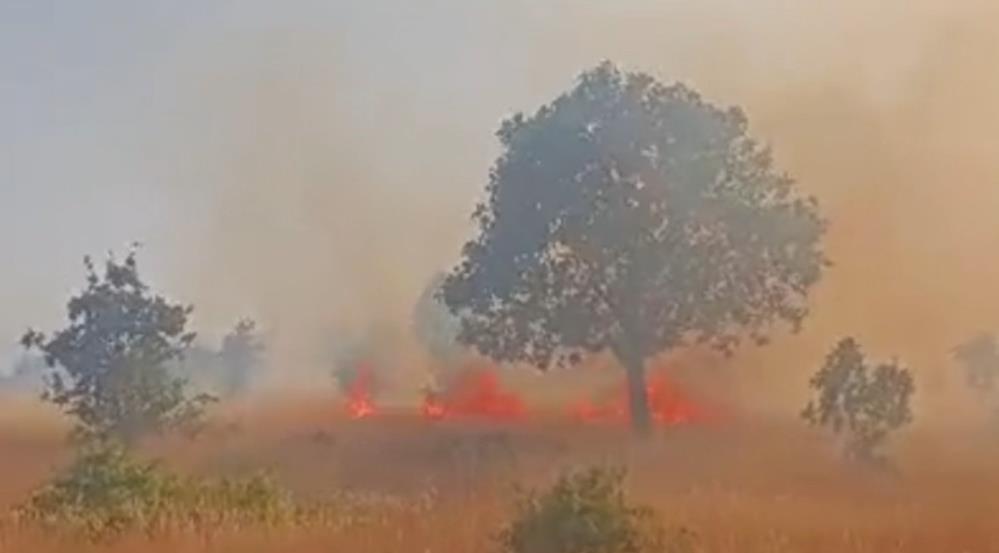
[619,345,651,436]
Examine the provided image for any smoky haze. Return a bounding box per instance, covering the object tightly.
[3,1,998,415]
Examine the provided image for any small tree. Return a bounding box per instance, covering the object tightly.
[217,318,265,397]
[443,62,826,434]
[802,338,914,465]
[21,251,214,445]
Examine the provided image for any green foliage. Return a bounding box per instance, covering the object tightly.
[14,444,296,541]
[14,444,438,543]
[498,467,693,553]
[443,61,826,431]
[803,338,915,464]
[13,440,441,543]
[21,250,215,445]
[15,445,179,539]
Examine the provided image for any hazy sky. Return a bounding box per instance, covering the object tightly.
[3,1,999,407]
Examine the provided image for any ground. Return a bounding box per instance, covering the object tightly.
[1,393,997,552]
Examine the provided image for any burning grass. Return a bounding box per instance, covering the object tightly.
[423,368,527,422]
[337,363,719,430]
[568,372,718,427]
[1,395,998,552]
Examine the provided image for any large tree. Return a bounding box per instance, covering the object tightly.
[22,251,214,444]
[442,62,827,433]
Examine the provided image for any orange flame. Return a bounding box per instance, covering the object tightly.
[345,364,378,419]
[422,368,525,421]
[569,372,711,426]
[421,395,447,419]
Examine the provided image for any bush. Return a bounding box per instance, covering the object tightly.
[15,445,182,539]
[497,467,693,553]
[14,444,439,543]
[14,445,295,541]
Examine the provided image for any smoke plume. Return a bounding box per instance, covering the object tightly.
[14,1,997,417]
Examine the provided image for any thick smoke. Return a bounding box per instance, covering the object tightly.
[16,1,997,415]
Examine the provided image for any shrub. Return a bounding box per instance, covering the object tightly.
[14,444,439,543]
[14,444,294,541]
[497,467,693,553]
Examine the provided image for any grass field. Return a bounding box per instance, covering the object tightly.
[0,393,996,552]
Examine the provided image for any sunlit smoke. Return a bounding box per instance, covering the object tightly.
[9,0,994,421]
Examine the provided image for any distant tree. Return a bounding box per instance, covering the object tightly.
[802,338,914,465]
[168,343,218,395]
[952,333,999,393]
[330,323,398,397]
[21,251,214,445]
[217,318,265,397]
[412,273,463,365]
[442,62,827,434]
[0,353,47,393]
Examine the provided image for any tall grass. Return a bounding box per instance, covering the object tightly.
[1,395,997,552]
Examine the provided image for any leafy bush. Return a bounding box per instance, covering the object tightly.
[497,467,693,553]
[16,445,178,539]
[15,445,295,541]
[14,444,438,543]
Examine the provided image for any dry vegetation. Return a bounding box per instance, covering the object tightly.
[0,394,996,552]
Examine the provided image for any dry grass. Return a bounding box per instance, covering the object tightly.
[1,393,997,552]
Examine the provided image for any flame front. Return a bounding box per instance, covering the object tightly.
[345,364,377,419]
[341,361,713,427]
[569,372,711,426]
[422,368,525,421]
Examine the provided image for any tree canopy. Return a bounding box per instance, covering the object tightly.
[22,251,213,444]
[442,62,827,432]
